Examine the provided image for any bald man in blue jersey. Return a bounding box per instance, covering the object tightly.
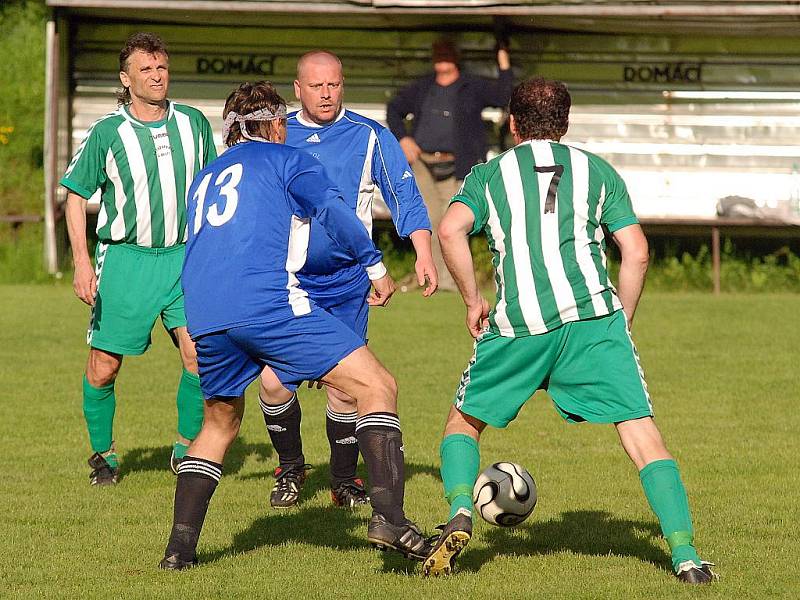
[259,51,438,510]
[161,82,433,570]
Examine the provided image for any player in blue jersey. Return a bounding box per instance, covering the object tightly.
[258,50,438,510]
[160,82,433,570]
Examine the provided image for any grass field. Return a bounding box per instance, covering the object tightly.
[1,285,798,599]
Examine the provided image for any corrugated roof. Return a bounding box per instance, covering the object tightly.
[44,1,800,15]
[45,1,800,35]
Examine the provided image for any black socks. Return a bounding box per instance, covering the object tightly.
[260,393,305,469]
[355,412,406,525]
[164,456,222,562]
[326,407,359,488]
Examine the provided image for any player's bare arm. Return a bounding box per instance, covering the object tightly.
[612,223,650,326]
[65,191,96,306]
[409,229,438,296]
[497,47,511,70]
[438,202,489,337]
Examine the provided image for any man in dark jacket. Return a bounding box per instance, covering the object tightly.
[387,38,512,290]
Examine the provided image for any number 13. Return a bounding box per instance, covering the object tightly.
[192,163,243,234]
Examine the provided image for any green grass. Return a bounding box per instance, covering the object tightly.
[1,286,798,598]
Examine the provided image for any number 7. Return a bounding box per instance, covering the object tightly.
[534,164,564,214]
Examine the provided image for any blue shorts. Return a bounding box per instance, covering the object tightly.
[195,309,365,399]
[302,266,371,341]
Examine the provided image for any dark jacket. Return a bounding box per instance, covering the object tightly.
[386,68,513,180]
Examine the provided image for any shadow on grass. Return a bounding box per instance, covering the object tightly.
[198,461,441,573]
[122,435,273,479]
[461,510,670,574]
[200,505,367,564]
[235,457,440,509]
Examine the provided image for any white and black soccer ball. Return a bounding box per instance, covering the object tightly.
[473,462,537,527]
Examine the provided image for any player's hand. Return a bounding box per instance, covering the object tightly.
[399,136,422,165]
[415,255,439,297]
[73,260,97,306]
[368,274,396,307]
[306,379,324,390]
[466,296,490,338]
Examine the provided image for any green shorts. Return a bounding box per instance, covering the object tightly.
[454,310,653,427]
[87,242,187,355]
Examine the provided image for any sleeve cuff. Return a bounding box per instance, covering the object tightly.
[451,196,483,235]
[365,261,388,281]
[60,177,95,200]
[606,215,639,233]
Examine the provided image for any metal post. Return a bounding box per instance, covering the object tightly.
[43,19,60,274]
[711,226,721,295]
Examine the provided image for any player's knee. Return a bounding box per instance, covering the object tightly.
[374,371,398,405]
[86,351,121,387]
[326,386,356,411]
[204,403,242,439]
[259,381,292,405]
[444,405,486,438]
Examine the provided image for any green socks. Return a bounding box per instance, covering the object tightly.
[84,369,202,465]
[176,369,204,442]
[639,458,702,572]
[440,433,480,519]
[83,375,116,456]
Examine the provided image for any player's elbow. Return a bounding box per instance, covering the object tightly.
[437,219,464,246]
[622,240,650,270]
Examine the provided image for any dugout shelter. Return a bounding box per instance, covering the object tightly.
[43,0,800,275]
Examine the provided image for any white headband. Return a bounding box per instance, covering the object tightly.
[222,106,287,143]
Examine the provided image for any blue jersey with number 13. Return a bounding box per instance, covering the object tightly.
[182,141,384,339]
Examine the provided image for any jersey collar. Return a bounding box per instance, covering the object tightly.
[295,107,346,128]
[120,100,174,128]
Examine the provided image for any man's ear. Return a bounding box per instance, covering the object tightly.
[119,70,130,89]
[508,114,522,145]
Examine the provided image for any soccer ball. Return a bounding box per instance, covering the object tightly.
[473,462,537,527]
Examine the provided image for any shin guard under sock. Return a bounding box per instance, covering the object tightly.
[82,375,116,455]
[639,458,702,571]
[260,393,304,469]
[440,433,480,519]
[176,369,203,441]
[165,456,222,562]
[326,407,359,487]
[355,412,405,525]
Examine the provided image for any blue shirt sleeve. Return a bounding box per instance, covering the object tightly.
[285,151,384,270]
[371,126,432,238]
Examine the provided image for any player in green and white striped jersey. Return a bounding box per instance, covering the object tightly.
[62,33,217,487]
[424,78,716,584]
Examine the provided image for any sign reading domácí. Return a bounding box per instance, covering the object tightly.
[623,63,702,83]
[197,56,275,76]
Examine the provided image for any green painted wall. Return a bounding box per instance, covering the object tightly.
[69,19,800,105]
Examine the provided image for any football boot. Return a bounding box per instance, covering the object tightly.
[367,513,434,561]
[422,508,472,576]
[331,478,370,508]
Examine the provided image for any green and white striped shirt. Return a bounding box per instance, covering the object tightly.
[61,102,217,247]
[454,140,639,337]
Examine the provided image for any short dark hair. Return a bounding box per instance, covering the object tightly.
[509,78,571,141]
[117,32,169,105]
[431,37,460,65]
[223,81,287,146]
